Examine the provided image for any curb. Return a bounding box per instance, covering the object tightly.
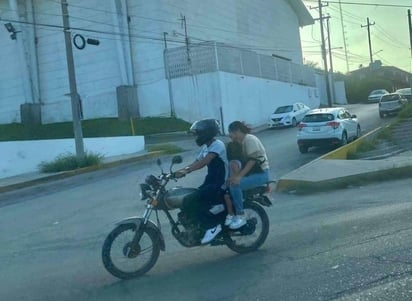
[276,165,412,194]
[275,126,412,194]
[0,151,164,194]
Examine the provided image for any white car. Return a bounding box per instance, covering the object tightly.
[368,89,389,103]
[297,107,361,153]
[268,102,311,128]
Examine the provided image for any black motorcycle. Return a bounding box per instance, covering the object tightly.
[102,155,273,279]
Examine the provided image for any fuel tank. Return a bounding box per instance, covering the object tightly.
[163,187,199,210]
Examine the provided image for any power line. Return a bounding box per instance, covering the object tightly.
[304,0,412,8]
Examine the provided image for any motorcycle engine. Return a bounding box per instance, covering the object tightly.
[173,211,203,247]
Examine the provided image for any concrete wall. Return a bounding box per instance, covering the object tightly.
[0,136,145,179]
[0,0,310,124]
[170,70,320,131]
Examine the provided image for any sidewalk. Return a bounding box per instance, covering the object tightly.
[276,150,412,194]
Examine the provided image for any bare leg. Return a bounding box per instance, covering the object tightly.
[224,192,234,216]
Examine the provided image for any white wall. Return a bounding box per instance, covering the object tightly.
[129,0,306,118]
[169,71,320,131]
[334,81,348,105]
[0,0,310,124]
[219,72,320,131]
[0,136,145,179]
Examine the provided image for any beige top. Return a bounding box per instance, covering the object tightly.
[242,134,269,170]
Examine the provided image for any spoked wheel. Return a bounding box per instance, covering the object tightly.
[224,202,269,253]
[102,223,160,279]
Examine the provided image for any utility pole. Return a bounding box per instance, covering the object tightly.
[163,32,176,118]
[326,17,336,104]
[312,0,332,107]
[61,0,85,160]
[408,10,412,60]
[361,17,375,64]
[179,15,190,62]
[409,10,412,90]
[338,0,350,73]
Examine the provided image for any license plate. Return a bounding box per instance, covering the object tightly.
[312,127,320,131]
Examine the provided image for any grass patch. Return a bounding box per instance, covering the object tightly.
[399,103,412,119]
[0,117,190,141]
[39,152,104,173]
[376,126,393,141]
[147,143,184,154]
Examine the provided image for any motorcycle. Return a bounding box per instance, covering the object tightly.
[102,155,274,279]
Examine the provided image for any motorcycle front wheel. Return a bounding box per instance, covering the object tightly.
[224,201,269,253]
[102,223,160,279]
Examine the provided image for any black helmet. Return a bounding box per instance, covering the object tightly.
[190,119,220,146]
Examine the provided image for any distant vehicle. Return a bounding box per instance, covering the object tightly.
[368,89,389,103]
[297,107,361,153]
[379,93,408,118]
[268,102,311,128]
[395,88,411,102]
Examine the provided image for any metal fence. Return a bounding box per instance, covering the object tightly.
[165,42,316,87]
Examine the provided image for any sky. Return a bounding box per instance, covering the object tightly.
[300,0,412,74]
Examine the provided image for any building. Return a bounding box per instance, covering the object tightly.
[350,64,412,91]
[0,0,317,130]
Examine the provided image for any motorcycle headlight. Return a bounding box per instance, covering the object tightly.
[139,183,152,200]
[145,175,161,189]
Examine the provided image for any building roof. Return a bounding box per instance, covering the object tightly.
[287,0,314,27]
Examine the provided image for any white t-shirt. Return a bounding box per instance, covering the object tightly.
[196,139,228,186]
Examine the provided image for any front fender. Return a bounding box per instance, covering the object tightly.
[116,217,166,251]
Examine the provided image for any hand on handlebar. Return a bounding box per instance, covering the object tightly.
[174,169,189,179]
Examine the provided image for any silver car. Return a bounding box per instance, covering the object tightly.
[368,89,389,103]
[395,88,411,102]
[379,93,408,118]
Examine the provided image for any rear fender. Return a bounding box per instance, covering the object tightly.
[116,217,166,251]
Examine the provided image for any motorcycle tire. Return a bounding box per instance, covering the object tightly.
[102,223,160,279]
[224,201,269,254]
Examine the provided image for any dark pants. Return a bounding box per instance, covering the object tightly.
[182,183,224,229]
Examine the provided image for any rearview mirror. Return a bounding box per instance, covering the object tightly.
[172,155,183,164]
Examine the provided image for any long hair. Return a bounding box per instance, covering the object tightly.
[228,121,251,134]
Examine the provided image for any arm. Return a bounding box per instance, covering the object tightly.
[176,153,217,177]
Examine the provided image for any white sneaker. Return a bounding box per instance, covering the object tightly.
[224,214,234,226]
[229,215,247,230]
[209,204,225,215]
[201,224,222,244]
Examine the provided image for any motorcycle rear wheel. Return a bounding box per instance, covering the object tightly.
[224,201,269,253]
[102,223,160,279]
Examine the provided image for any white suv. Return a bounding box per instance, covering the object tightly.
[297,107,361,153]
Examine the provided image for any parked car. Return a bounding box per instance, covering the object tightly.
[395,88,411,102]
[297,107,361,153]
[379,93,408,118]
[268,102,311,128]
[368,89,389,103]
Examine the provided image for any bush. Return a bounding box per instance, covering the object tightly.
[39,152,103,173]
[399,103,412,119]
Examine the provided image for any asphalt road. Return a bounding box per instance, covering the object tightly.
[1,103,409,301]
